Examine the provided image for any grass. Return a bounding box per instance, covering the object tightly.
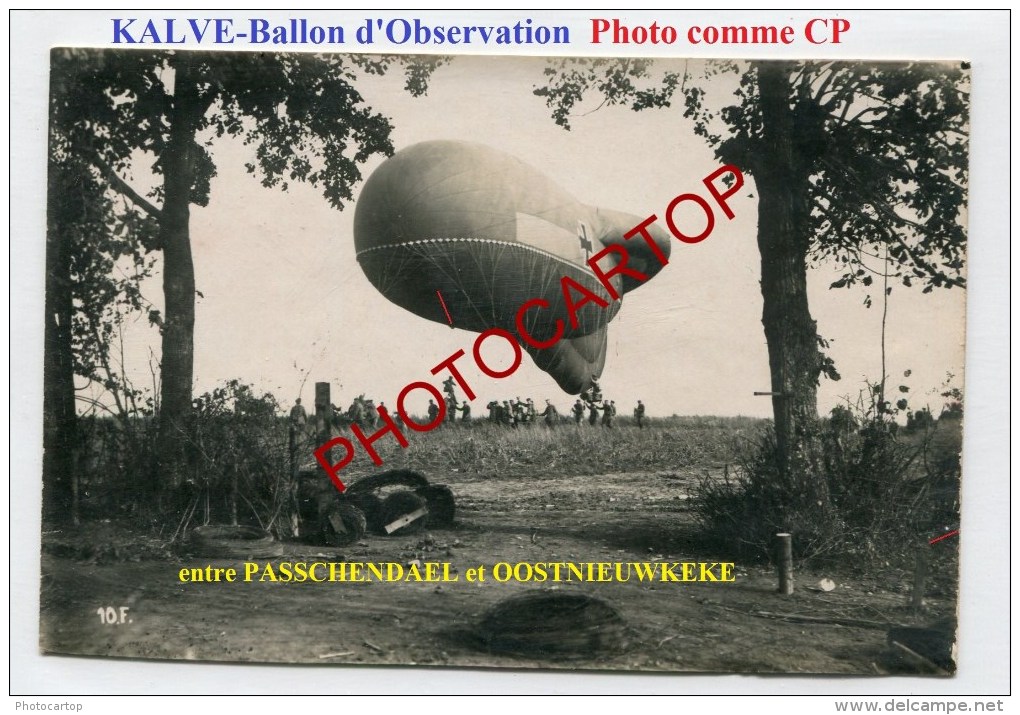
[323,415,767,481]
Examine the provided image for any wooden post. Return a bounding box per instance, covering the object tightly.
[776,533,794,595]
[312,380,332,460]
[314,382,331,425]
[911,544,929,616]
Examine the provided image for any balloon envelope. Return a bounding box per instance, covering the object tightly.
[353,140,670,394]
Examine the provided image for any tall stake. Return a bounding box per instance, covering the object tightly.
[776,533,794,595]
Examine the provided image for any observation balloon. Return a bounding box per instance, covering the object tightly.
[353,140,671,394]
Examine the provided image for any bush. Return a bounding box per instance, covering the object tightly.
[692,411,961,565]
[184,380,292,536]
[74,412,160,521]
[905,407,936,433]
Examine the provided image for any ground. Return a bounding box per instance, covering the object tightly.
[39,456,959,674]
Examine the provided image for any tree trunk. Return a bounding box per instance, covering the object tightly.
[42,160,78,526]
[157,55,203,490]
[753,63,825,486]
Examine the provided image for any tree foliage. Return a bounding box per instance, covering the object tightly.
[55,156,160,412]
[47,48,444,497]
[51,49,444,215]
[535,58,969,300]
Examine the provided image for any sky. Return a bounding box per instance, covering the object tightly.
[103,54,967,419]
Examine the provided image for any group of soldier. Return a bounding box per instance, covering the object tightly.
[570,398,614,427]
[289,375,648,435]
[288,394,384,439]
[472,378,648,430]
[436,376,559,427]
[429,393,472,424]
[482,397,556,427]
[566,378,641,429]
[478,395,646,429]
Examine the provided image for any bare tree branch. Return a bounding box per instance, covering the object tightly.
[89,152,164,221]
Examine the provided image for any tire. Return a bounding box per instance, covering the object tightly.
[320,503,367,546]
[378,491,428,536]
[346,492,384,535]
[417,484,455,528]
[188,525,283,559]
[345,470,430,497]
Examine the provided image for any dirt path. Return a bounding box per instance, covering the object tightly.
[39,470,955,673]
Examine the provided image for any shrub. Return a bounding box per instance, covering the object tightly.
[692,409,961,565]
[183,380,292,536]
[74,411,159,521]
[905,407,936,433]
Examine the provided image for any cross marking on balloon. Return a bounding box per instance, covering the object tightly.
[577,220,593,260]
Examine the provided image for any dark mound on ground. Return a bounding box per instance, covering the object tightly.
[187,525,283,559]
[476,590,627,658]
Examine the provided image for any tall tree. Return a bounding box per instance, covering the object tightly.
[47,48,441,493]
[535,59,968,480]
[45,122,159,524]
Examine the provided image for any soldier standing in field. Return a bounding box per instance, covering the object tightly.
[572,399,585,425]
[601,399,614,428]
[634,400,646,429]
[502,400,516,427]
[364,398,379,429]
[587,401,599,426]
[540,399,559,427]
[512,397,526,425]
[289,398,308,431]
[288,397,308,467]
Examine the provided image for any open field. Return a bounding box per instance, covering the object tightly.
[40,418,960,675]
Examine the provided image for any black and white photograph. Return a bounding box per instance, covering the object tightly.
[37,47,973,677]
